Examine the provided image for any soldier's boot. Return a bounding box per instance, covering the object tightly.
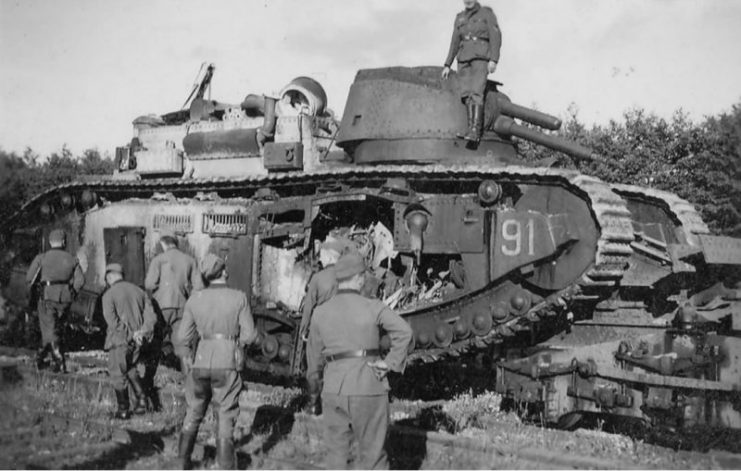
[129,375,147,415]
[177,430,198,470]
[50,342,66,373]
[113,388,132,420]
[35,344,50,369]
[457,100,475,139]
[216,438,236,470]
[464,104,484,143]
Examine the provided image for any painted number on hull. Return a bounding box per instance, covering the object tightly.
[501,219,535,256]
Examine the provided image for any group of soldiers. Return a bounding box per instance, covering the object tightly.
[26,228,414,469]
[24,2,500,468]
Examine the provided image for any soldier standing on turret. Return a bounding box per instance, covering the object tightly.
[441,0,502,144]
[25,229,84,372]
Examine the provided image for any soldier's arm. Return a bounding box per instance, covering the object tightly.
[174,300,197,358]
[72,261,85,294]
[376,304,413,373]
[444,17,461,67]
[142,293,157,335]
[25,255,42,285]
[144,257,160,292]
[238,293,257,346]
[485,7,502,63]
[102,292,123,334]
[189,258,204,293]
[301,277,318,322]
[305,315,325,384]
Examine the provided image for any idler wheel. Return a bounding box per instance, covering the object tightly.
[433,323,453,348]
[39,202,53,218]
[471,312,493,336]
[491,303,509,322]
[510,294,530,312]
[416,331,431,347]
[453,319,469,339]
[59,193,74,209]
[261,335,279,360]
[278,343,292,362]
[80,190,98,209]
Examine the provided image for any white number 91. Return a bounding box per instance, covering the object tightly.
[501,219,535,256]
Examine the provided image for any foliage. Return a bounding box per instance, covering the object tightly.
[0,146,114,224]
[519,102,741,236]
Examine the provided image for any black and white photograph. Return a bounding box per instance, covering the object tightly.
[1,0,740,469]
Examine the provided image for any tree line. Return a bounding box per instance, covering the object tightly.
[1,101,739,235]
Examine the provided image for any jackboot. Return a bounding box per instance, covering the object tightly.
[216,437,235,470]
[50,342,66,373]
[464,104,484,143]
[457,100,475,139]
[114,388,131,420]
[177,430,198,470]
[128,375,147,415]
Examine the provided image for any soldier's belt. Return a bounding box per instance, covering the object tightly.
[325,349,380,363]
[202,333,237,341]
[41,280,69,286]
[462,35,488,42]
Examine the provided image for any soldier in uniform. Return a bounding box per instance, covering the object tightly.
[441,0,502,143]
[306,252,413,470]
[298,239,347,341]
[25,229,84,372]
[144,231,203,369]
[102,263,157,419]
[174,254,257,470]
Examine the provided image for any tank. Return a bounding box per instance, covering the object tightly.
[2,64,741,431]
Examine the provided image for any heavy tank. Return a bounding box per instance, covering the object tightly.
[2,64,741,430]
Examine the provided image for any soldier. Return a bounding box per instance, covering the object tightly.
[298,239,347,341]
[144,231,203,369]
[102,263,157,419]
[306,252,413,470]
[441,0,502,143]
[25,229,84,372]
[174,254,257,470]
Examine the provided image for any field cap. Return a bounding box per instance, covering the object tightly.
[201,253,226,280]
[49,229,66,244]
[106,263,124,275]
[334,252,366,280]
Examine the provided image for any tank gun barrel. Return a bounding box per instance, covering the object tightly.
[497,98,562,131]
[493,116,613,166]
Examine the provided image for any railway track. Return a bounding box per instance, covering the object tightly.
[1,348,738,469]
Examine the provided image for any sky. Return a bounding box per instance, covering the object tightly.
[1,0,740,157]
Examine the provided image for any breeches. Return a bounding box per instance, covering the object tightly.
[161,307,183,347]
[182,368,241,439]
[38,301,69,346]
[458,59,488,105]
[322,392,390,470]
[108,344,142,390]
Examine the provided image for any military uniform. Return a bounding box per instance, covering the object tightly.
[298,265,337,340]
[174,254,256,469]
[144,245,203,353]
[102,267,157,417]
[25,231,84,371]
[306,253,413,470]
[444,2,501,105]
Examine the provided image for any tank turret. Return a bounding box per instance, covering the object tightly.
[337,66,608,166]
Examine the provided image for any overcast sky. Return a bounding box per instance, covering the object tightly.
[1,0,740,156]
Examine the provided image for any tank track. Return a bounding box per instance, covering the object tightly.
[610,183,709,245]
[4,165,636,364]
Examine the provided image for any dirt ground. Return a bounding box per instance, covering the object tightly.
[1,357,738,470]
